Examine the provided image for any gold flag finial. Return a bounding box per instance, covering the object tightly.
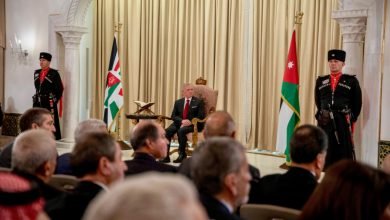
[114,23,123,33]
[295,12,304,24]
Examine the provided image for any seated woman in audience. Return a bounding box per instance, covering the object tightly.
[299,160,390,220]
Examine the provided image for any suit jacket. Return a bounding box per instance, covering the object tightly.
[249,166,317,210]
[125,152,177,176]
[170,96,205,130]
[46,181,104,220]
[200,193,242,220]
[55,153,74,175]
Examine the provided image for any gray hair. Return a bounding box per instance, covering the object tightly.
[83,173,205,220]
[74,119,107,143]
[191,137,245,195]
[12,129,57,174]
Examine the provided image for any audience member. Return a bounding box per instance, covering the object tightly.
[0,107,55,168]
[161,83,205,163]
[73,118,108,143]
[0,172,49,220]
[11,129,63,201]
[125,121,177,176]
[192,137,251,220]
[250,124,327,209]
[83,173,208,220]
[178,111,260,196]
[46,133,127,220]
[55,118,107,175]
[300,160,390,220]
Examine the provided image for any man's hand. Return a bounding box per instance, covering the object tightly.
[181,119,192,127]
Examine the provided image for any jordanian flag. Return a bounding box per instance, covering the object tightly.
[276,30,301,163]
[103,36,123,132]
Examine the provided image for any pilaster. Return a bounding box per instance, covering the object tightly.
[332,9,368,161]
[56,25,87,142]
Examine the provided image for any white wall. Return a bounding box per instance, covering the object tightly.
[5,0,51,112]
[380,0,390,141]
[4,0,92,120]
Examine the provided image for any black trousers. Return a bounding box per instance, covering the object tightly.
[165,123,194,155]
[318,112,355,170]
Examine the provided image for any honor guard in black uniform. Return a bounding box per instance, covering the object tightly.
[315,49,362,169]
[33,52,64,140]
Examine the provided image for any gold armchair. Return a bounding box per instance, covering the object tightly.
[190,79,218,148]
[170,77,218,155]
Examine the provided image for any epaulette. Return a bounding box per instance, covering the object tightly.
[342,73,357,78]
[317,75,329,80]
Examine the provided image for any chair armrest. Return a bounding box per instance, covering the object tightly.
[191,117,207,148]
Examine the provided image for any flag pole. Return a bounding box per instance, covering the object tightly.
[294,12,304,60]
[113,1,129,150]
[278,12,304,170]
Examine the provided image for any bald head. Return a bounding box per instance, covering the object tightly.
[203,111,235,139]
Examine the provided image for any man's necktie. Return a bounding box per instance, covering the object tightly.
[183,99,190,119]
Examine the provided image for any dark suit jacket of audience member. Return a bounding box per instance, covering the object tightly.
[170,97,206,131]
[249,166,317,210]
[45,181,104,220]
[200,193,242,220]
[0,142,13,168]
[12,169,65,202]
[124,152,177,176]
[55,153,74,175]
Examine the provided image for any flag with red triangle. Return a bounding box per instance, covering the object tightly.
[103,36,123,132]
[276,30,301,163]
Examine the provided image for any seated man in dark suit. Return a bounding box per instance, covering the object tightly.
[161,83,205,163]
[0,107,56,168]
[11,129,63,202]
[192,137,251,220]
[46,133,128,220]
[250,124,328,210]
[125,121,177,175]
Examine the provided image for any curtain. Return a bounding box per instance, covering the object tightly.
[249,0,341,150]
[91,0,341,149]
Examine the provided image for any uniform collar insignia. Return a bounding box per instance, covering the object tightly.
[323,79,329,84]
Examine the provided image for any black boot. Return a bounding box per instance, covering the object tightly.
[159,156,171,163]
[173,153,187,163]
